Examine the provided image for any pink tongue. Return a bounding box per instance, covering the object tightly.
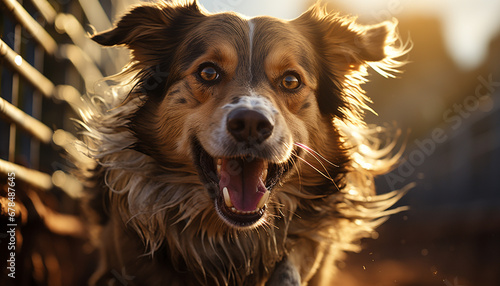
[219,158,267,212]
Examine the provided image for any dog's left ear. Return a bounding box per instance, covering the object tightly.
[292,6,399,67]
[353,22,395,62]
[292,5,408,120]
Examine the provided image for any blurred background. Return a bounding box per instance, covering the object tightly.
[1,0,499,285]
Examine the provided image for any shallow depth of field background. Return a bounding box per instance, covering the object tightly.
[1,0,499,285]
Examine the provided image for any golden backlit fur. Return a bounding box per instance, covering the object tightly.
[78,1,410,285]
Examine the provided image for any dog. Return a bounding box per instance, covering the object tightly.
[80,1,409,285]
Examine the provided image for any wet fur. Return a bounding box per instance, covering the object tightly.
[79,1,409,285]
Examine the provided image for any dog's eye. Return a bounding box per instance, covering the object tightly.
[198,65,220,82]
[281,74,301,90]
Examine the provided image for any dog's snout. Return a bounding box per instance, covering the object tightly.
[226,109,274,143]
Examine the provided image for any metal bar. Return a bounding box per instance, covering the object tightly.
[1,0,57,54]
[53,85,87,112]
[0,158,53,191]
[52,129,96,169]
[0,97,53,144]
[8,19,22,162]
[54,13,103,66]
[0,159,83,198]
[30,43,45,168]
[77,0,112,32]
[51,170,84,199]
[59,44,104,90]
[111,0,137,18]
[0,38,55,98]
[29,0,57,24]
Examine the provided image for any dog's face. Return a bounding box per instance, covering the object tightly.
[93,1,398,228]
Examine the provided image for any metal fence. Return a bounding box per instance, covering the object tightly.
[0,0,134,195]
[1,1,133,284]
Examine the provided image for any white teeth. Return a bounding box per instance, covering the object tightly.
[256,191,269,210]
[216,159,222,174]
[223,187,233,207]
[229,207,262,215]
[224,189,268,215]
[261,168,268,182]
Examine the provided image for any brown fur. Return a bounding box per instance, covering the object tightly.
[79,1,410,285]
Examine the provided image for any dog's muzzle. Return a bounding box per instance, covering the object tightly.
[192,98,296,228]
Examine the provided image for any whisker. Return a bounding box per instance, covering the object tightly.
[294,142,339,168]
[287,142,341,191]
[262,217,279,230]
[284,142,304,186]
[296,156,335,183]
[294,143,334,181]
[293,142,335,181]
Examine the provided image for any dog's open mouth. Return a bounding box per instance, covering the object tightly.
[192,138,289,227]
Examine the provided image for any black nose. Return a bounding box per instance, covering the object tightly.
[226,109,274,143]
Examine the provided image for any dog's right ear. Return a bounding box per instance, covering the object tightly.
[90,4,162,47]
[91,2,205,61]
